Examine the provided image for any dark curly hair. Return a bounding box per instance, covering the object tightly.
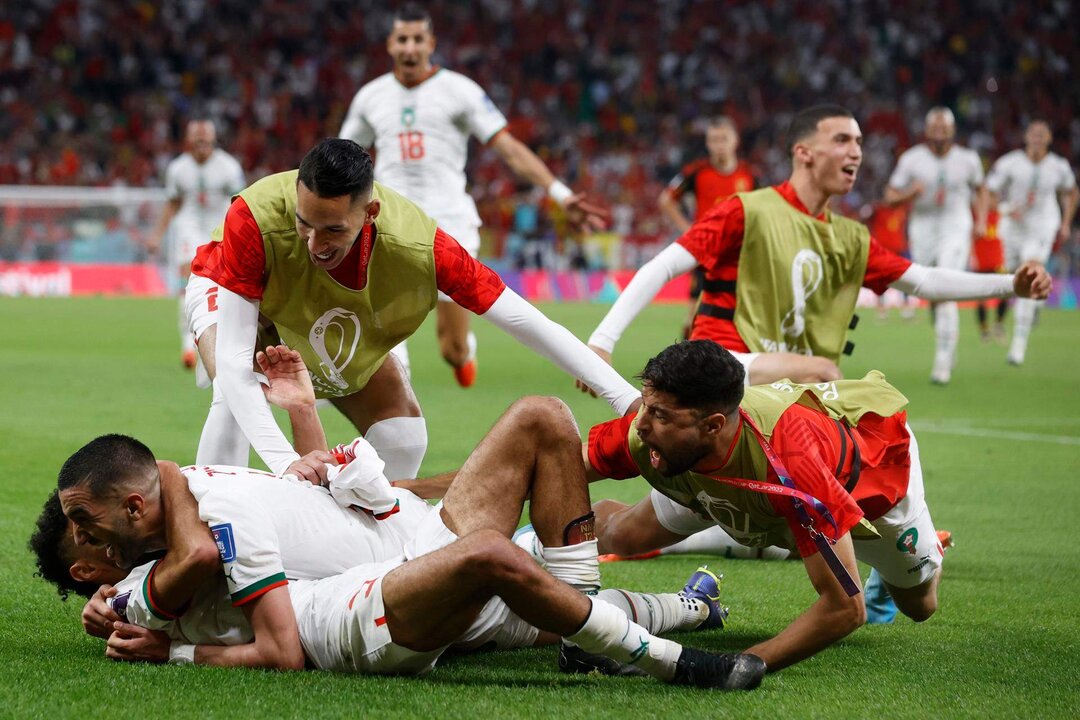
[638,340,745,416]
[29,491,97,601]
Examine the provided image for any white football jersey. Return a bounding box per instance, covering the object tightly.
[339,69,508,231]
[183,465,432,605]
[164,149,246,240]
[109,561,252,645]
[888,144,984,222]
[986,149,1076,226]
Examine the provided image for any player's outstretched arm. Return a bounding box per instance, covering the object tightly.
[891,262,1052,301]
[488,130,607,233]
[587,243,699,360]
[480,287,640,415]
[743,533,864,672]
[215,286,312,478]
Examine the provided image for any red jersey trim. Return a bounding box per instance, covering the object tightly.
[433,229,506,314]
[190,196,267,300]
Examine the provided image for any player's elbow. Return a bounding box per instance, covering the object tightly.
[257,642,306,671]
[831,592,867,637]
[187,540,224,574]
[784,357,842,384]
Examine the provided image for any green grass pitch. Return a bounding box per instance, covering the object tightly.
[1,296,1077,719]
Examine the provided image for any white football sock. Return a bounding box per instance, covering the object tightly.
[933,301,959,367]
[1009,298,1037,363]
[566,596,682,681]
[364,416,427,481]
[597,588,708,633]
[195,380,250,466]
[465,331,477,362]
[661,526,791,560]
[543,540,600,595]
[512,528,546,567]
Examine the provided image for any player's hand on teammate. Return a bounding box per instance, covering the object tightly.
[106,622,171,663]
[1013,261,1052,300]
[564,193,610,234]
[257,345,316,413]
[285,450,336,487]
[575,344,613,396]
[82,584,121,639]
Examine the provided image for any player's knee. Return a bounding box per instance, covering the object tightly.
[460,530,536,586]
[506,396,579,444]
[898,590,938,623]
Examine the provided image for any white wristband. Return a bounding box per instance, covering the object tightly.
[547,180,573,207]
[168,642,196,665]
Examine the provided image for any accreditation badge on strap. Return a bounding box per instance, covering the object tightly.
[699,409,862,597]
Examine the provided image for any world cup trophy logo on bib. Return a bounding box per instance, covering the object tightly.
[780,249,824,339]
[309,308,362,391]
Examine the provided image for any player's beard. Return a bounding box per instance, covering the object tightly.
[651,441,710,477]
[106,513,148,571]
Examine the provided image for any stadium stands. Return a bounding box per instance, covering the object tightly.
[2,0,1076,266]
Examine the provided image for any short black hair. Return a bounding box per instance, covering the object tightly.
[638,341,745,416]
[29,491,97,601]
[297,139,374,202]
[392,2,433,30]
[56,433,157,497]
[707,116,736,131]
[787,104,855,153]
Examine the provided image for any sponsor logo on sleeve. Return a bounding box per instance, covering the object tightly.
[211,523,237,563]
[110,591,132,620]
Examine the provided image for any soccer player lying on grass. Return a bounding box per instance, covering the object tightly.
[583,341,945,672]
[40,350,764,688]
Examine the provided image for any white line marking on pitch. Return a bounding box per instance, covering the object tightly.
[920,417,1080,428]
[910,423,1080,446]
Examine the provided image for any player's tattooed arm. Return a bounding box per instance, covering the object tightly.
[150,462,222,615]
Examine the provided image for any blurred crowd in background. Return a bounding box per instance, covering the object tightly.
[1,0,1077,271]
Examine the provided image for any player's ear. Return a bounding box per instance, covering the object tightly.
[792,141,811,167]
[701,411,726,437]
[69,560,98,583]
[364,199,381,224]
[123,493,145,520]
